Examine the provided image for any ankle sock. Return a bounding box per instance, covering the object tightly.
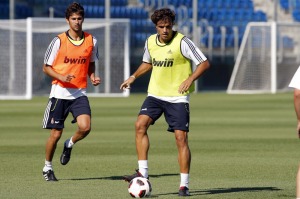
[43,160,53,172]
[180,173,189,188]
[67,137,74,148]
[138,160,148,178]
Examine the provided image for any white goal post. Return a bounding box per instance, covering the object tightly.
[227,21,300,94]
[0,18,130,100]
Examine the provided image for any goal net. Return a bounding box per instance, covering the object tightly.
[0,18,130,99]
[227,22,300,94]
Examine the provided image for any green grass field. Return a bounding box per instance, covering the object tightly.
[0,92,298,198]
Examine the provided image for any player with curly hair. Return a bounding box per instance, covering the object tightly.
[120,8,210,196]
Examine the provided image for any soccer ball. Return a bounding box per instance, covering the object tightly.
[128,177,152,198]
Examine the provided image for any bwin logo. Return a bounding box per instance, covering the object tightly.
[152,58,174,67]
[64,56,87,64]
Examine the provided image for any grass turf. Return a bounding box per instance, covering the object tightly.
[0,92,298,198]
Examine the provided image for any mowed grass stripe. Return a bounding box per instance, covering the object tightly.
[0,92,297,198]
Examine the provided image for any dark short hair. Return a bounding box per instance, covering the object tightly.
[150,8,176,25]
[65,2,84,19]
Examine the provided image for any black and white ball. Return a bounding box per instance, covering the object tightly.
[128,177,152,198]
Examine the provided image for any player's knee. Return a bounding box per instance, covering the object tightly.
[135,121,147,134]
[78,124,91,135]
[176,136,187,145]
[295,89,300,98]
[175,134,188,146]
[50,129,62,141]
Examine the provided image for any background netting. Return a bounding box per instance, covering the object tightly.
[0,18,130,99]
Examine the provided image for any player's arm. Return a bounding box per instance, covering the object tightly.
[88,37,101,86]
[43,37,75,83]
[43,64,75,83]
[178,37,210,94]
[293,88,300,138]
[120,39,152,90]
[120,62,152,90]
[178,60,210,94]
[88,62,101,86]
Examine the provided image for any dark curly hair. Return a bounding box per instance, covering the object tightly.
[150,8,176,25]
[65,2,84,19]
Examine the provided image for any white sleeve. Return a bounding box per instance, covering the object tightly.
[142,39,151,63]
[44,37,60,66]
[91,36,99,62]
[289,66,300,89]
[181,37,207,66]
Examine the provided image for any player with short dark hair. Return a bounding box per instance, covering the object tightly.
[120,8,210,196]
[41,2,101,181]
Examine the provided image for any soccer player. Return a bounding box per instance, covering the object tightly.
[120,8,210,196]
[41,2,100,181]
[289,67,300,198]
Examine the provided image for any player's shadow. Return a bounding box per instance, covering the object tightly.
[65,173,178,181]
[154,186,282,197]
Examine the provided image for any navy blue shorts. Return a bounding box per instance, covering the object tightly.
[42,96,91,129]
[139,96,190,132]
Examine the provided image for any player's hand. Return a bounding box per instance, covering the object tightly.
[62,74,76,83]
[91,76,101,86]
[178,78,193,94]
[120,76,135,90]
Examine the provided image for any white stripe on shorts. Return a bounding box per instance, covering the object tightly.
[42,100,52,128]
